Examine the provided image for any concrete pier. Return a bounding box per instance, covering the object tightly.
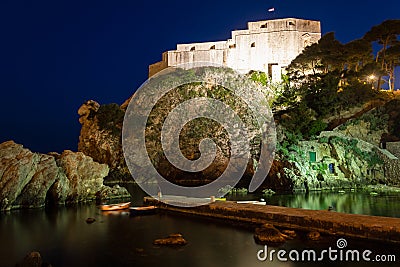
[144,197,400,244]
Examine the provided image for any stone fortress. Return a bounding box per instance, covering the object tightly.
[149,18,321,81]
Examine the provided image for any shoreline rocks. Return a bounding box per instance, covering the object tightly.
[0,141,130,211]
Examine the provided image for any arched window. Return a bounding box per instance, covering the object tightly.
[251,42,256,48]
[210,45,215,50]
[190,46,195,51]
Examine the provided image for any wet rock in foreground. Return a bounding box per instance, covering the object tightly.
[153,233,187,246]
[17,251,52,267]
[254,223,287,245]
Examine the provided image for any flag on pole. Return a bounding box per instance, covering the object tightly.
[268,7,275,12]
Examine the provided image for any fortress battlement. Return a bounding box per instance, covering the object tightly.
[149,18,321,81]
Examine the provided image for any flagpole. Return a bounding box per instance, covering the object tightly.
[267,7,275,20]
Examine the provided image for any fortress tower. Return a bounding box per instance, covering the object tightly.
[149,18,321,82]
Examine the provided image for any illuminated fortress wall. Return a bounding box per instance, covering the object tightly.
[149,18,321,82]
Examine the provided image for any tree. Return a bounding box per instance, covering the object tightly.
[363,20,400,90]
[342,38,373,72]
[318,32,345,72]
[385,43,400,91]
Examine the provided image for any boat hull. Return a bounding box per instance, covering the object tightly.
[100,202,131,211]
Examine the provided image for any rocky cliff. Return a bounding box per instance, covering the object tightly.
[76,71,400,194]
[0,141,130,211]
[78,68,272,187]
[277,131,400,192]
[333,98,400,145]
[78,100,131,183]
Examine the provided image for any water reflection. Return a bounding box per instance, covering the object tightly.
[0,204,398,267]
[263,191,400,218]
[0,185,399,267]
[124,182,400,218]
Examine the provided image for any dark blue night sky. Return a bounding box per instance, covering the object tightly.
[1,0,399,153]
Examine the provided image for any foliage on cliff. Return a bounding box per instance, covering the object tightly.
[271,20,400,141]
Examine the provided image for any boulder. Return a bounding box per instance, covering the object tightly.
[253,224,287,245]
[86,217,96,224]
[153,233,187,246]
[307,231,321,241]
[18,251,43,267]
[281,229,297,239]
[54,150,108,202]
[0,141,63,210]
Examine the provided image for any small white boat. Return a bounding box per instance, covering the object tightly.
[236,200,266,205]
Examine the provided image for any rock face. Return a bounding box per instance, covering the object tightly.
[78,100,130,182]
[54,150,109,202]
[333,99,400,145]
[276,131,400,192]
[78,69,271,187]
[0,141,63,210]
[0,141,130,211]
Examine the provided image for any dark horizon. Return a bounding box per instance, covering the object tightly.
[1,0,399,153]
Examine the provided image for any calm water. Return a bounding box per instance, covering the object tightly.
[226,190,400,218]
[0,185,399,267]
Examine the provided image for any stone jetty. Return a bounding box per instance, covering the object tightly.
[144,197,400,244]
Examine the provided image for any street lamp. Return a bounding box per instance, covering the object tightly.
[367,74,376,89]
[368,74,375,81]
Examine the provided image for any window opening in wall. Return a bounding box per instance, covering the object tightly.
[210,45,215,50]
[260,23,267,28]
[309,151,316,163]
[229,44,236,49]
[268,63,278,78]
[251,42,256,48]
[288,21,296,26]
[190,46,195,51]
[328,163,335,174]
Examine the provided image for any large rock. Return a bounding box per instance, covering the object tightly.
[153,233,187,246]
[254,224,288,245]
[78,100,130,182]
[85,68,271,187]
[18,251,43,267]
[49,150,130,203]
[0,141,130,211]
[0,141,64,210]
[52,150,117,203]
